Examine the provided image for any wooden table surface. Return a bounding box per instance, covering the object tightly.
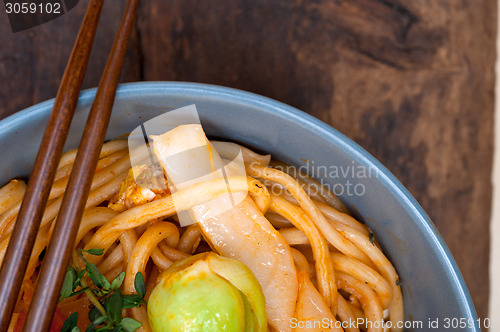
[0,0,496,319]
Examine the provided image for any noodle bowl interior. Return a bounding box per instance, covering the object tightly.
[1,124,403,332]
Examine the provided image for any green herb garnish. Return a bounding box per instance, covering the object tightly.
[60,312,79,332]
[78,248,105,256]
[59,249,146,332]
[368,232,375,244]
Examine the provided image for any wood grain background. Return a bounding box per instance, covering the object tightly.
[0,0,495,319]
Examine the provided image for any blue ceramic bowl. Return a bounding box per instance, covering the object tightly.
[0,82,478,331]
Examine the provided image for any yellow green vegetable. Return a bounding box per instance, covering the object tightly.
[148,252,267,332]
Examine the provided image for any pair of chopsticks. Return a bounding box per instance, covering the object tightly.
[0,0,139,330]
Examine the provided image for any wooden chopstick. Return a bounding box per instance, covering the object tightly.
[0,0,105,329]
[22,0,140,330]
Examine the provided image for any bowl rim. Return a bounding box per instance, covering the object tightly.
[0,81,478,325]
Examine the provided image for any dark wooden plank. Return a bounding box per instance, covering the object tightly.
[0,0,140,119]
[137,0,495,318]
